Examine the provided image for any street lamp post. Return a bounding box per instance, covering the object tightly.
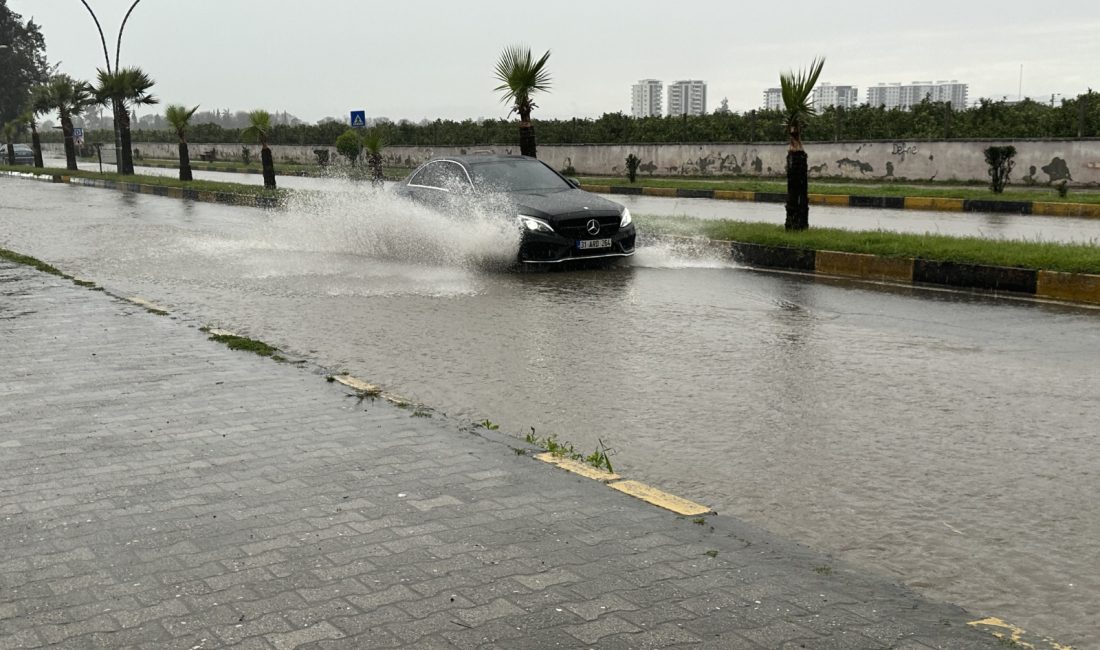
[77,0,143,174]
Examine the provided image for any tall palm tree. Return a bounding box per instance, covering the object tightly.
[242,109,275,188]
[165,104,199,181]
[95,66,157,175]
[2,122,17,165]
[43,74,95,171]
[493,45,551,158]
[22,84,51,167]
[780,57,825,231]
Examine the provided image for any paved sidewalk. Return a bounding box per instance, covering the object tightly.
[0,261,1002,649]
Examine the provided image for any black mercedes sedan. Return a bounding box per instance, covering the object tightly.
[393,155,635,265]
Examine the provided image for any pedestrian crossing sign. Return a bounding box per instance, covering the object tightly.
[350,111,366,128]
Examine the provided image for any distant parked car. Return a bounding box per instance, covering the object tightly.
[2,143,35,166]
[393,154,636,266]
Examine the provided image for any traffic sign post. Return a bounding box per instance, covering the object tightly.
[350,110,366,128]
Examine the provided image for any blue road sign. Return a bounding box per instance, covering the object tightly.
[72,127,85,145]
[350,110,366,128]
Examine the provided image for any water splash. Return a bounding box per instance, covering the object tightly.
[631,235,739,269]
[274,177,522,269]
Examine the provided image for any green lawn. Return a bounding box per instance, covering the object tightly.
[638,215,1100,274]
[583,176,1097,204]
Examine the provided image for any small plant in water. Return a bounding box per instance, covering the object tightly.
[479,419,500,430]
[814,565,833,576]
[692,517,706,526]
[704,550,719,558]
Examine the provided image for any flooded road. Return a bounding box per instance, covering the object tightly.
[69,157,1100,244]
[3,177,1099,645]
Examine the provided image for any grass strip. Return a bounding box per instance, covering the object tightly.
[0,165,290,200]
[0,247,65,276]
[584,176,1098,204]
[207,333,282,359]
[639,215,1100,274]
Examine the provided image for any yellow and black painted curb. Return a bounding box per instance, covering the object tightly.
[583,184,1100,218]
[715,238,1100,306]
[1,169,280,208]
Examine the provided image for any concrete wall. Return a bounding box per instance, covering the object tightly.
[44,139,1100,186]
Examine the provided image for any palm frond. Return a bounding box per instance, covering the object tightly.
[165,104,199,131]
[241,109,272,144]
[94,66,158,106]
[780,57,826,124]
[361,129,384,155]
[493,45,551,115]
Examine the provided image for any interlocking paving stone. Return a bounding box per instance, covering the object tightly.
[0,261,1006,648]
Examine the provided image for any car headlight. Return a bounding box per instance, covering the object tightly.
[517,215,555,233]
[619,207,633,227]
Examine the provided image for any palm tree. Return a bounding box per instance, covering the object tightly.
[22,84,51,167]
[493,45,551,158]
[165,104,199,181]
[780,57,825,231]
[242,109,275,188]
[2,122,17,165]
[43,74,95,171]
[95,66,157,175]
[362,129,385,185]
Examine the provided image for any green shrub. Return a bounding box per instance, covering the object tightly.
[335,129,362,165]
[983,145,1016,193]
[625,153,641,183]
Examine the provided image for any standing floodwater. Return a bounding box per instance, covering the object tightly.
[2,177,1098,646]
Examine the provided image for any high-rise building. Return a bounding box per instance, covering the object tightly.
[812,83,859,110]
[631,79,663,118]
[668,80,707,116]
[867,81,969,110]
[763,87,783,111]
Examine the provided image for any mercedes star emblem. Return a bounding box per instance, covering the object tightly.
[586,219,601,236]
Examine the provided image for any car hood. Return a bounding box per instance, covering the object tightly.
[505,188,624,222]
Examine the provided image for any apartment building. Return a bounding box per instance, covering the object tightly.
[631,79,663,118]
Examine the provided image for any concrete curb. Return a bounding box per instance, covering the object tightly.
[703,238,1100,305]
[585,184,1100,218]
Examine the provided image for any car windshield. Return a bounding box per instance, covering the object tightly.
[468,160,571,193]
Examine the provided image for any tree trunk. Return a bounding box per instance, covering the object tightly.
[31,124,43,168]
[785,150,809,231]
[119,108,135,175]
[261,145,276,188]
[368,152,383,186]
[518,118,537,158]
[178,140,192,181]
[112,98,124,174]
[6,144,14,166]
[61,115,78,171]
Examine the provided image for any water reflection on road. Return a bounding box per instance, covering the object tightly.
[3,177,1099,645]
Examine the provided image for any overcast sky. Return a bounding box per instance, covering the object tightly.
[11,0,1100,123]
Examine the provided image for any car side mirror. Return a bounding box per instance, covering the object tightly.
[567,177,581,189]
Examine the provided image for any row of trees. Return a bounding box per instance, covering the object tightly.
[35,93,1099,150]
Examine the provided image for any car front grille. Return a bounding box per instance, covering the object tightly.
[554,215,621,239]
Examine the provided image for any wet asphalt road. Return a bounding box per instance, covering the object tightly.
[2,176,1098,645]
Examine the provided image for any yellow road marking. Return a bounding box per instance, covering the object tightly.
[333,375,382,394]
[607,480,710,516]
[127,296,170,313]
[968,617,1074,650]
[535,452,621,482]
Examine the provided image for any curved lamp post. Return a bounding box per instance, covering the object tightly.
[77,0,143,172]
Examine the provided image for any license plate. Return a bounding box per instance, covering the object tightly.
[577,238,611,250]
